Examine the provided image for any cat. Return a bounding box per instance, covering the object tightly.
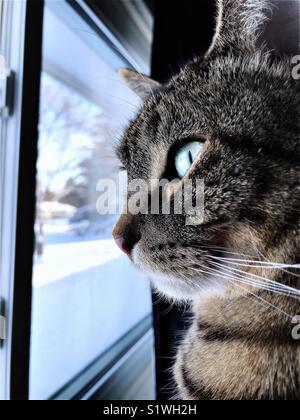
[113,0,300,400]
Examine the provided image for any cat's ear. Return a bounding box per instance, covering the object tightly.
[206,0,272,57]
[118,68,161,100]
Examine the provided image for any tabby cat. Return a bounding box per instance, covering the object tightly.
[113,0,300,400]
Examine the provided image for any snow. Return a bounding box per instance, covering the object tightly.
[30,222,152,400]
[33,237,123,287]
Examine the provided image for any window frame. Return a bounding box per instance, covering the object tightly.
[9,0,44,401]
[50,314,153,400]
[0,0,41,401]
[1,0,154,401]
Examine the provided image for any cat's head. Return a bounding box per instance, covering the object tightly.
[113,0,299,301]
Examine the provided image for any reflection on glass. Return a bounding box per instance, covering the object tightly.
[30,4,153,400]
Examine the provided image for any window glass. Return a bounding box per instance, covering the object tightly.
[30,3,153,400]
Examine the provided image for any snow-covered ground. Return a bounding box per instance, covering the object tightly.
[30,221,152,400]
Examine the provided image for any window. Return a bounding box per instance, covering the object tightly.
[0,0,28,400]
[29,0,154,400]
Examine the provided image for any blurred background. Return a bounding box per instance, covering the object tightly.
[1,0,156,401]
[0,0,299,401]
[30,1,154,400]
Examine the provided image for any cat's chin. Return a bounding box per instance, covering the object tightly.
[149,272,210,302]
[151,272,226,302]
[132,247,226,302]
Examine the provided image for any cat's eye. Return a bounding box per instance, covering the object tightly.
[174,141,204,178]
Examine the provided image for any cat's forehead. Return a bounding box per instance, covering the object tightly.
[118,54,294,177]
[118,89,199,175]
[119,73,207,161]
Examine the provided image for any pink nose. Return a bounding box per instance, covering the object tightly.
[114,237,133,258]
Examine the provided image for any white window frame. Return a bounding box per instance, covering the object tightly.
[0,0,27,400]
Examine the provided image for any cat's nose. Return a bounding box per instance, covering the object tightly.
[113,213,141,258]
[114,237,134,258]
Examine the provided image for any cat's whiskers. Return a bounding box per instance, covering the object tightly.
[190,243,300,273]
[210,259,300,297]
[189,263,276,295]
[208,261,300,298]
[183,249,300,297]
[248,226,300,279]
[175,242,300,297]
[189,264,294,319]
[227,279,294,320]
[210,255,300,269]
[209,256,300,279]
[189,242,300,282]
[191,244,255,259]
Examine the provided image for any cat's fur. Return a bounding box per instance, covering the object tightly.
[114,0,300,399]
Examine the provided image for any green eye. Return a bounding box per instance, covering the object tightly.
[175,141,204,178]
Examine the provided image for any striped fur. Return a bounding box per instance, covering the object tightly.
[174,279,300,400]
[117,0,300,400]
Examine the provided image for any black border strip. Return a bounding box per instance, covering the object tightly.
[10,0,44,400]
